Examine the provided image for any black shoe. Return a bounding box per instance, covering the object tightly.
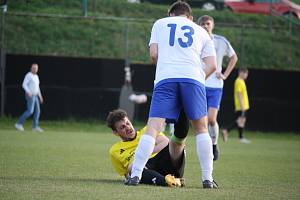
[124,176,140,186]
[203,180,218,189]
[213,144,219,161]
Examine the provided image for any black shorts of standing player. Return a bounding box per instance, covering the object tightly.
[139,144,185,186]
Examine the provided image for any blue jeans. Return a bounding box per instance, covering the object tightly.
[17,94,40,128]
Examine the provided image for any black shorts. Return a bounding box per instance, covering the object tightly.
[145,144,185,178]
[236,110,247,118]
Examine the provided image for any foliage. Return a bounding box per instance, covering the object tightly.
[3,0,300,70]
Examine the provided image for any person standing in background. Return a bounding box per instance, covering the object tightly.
[198,15,238,160]
[221,68,250,144]
[15,63,44,132]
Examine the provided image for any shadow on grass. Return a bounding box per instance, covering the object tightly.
[0,176,121,185]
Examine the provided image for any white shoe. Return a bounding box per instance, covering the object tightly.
[32,127,44,132]
[239,138,251,144]
[15,123,24,131]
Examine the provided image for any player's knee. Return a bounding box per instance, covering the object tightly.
[208,118,217,126]
[191,119,208,133]
[171,134,187,145]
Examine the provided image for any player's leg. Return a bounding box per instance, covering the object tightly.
[33,96,41,129]
[128,82,180,185]
[138,168,182,187]
[180,82,216,189]
[138,168,167,186]
[16,94,35,130]
[129,117,165,184]
[237,112,251,143]
[191,117,215,187]
[206,87,222,160]
[144,145,185,187]
[169,110,189,168]
[208,108,219,160]
[221,111,240,142]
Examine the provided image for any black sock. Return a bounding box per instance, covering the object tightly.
[140,168,167,186]
[238,126,244,139]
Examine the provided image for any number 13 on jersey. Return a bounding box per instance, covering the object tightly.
[167,23,194,48]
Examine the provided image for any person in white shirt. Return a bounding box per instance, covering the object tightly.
[15,63,44,132]
[126,2,218,189]
[198,15,238,160]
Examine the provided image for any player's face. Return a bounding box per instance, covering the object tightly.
[242,72,248,80]
[113,117,136,141]
[200,20,214,35]
[31,64,38,74]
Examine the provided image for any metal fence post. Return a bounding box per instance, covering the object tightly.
[288,10,292,35]
[82,0,88,17]
[268,0,273,32]
[0,3,7,117]
[240,24,245,68]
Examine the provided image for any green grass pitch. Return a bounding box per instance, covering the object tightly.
[1,119,300,200]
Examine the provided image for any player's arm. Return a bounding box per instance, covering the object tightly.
[149,43,158,64]
[22,74,32,97]
[237,92,245,112]
[217,54,238,80]
[203,56,217,80]
[38,88,44,104]
[153,134,169,154]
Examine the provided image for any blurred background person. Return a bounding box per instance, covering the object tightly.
[15,63,44,132]
[222,68,250,144]
[198,15,238,160]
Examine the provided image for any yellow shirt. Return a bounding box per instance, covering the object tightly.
[109,126,164,176]
[234,77,249,111]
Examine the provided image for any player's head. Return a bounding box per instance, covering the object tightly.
[106,109,136,141]
[198,15,214,35]
[168,1,192,19]
[238,68,249,80]
[31,63,39,74]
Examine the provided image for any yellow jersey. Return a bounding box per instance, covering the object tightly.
[109,126,164,176]
[234,77,249,111]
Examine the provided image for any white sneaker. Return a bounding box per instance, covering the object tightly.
[15,123,24,131]
[239,138,251,144]
[32,127,44,132]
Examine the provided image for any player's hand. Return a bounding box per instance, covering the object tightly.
[39,96,44,104]
[216,72,226,80]
[26,92,32,97]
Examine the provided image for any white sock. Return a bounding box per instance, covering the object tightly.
[131,134,155,179]
[196,133,213,182]
[169,123,175,136]
[208,123,219,145]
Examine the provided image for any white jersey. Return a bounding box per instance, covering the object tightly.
[22,72,41,96]
[205,34,236,88]
[149,16,215,86]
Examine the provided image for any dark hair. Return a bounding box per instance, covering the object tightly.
[197,15,214,25]
[168,1,192,17]
[106,109,128,131]
[238,68,248,73]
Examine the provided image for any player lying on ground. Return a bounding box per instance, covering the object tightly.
[107,109,189,187]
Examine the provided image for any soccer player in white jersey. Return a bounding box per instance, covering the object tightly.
[198,15,238,161]
[126,2,218,189]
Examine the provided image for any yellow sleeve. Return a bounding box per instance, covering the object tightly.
[109,151,127,177]
[235,79,243,93]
